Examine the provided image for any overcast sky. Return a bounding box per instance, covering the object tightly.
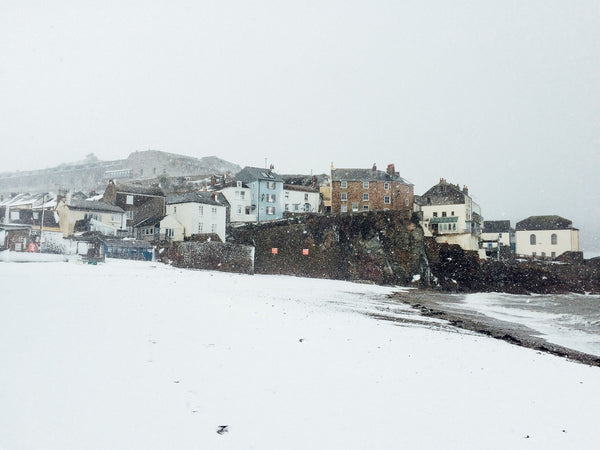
[1,1,599,250]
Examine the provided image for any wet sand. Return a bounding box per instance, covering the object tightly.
[385,290,600,367]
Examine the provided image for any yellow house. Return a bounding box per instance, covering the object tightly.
[56,199,126,237]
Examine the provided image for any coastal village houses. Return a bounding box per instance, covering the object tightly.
[481,220,515,259]
[330,163,414,214]
[217,181,257,223]
[55,198,127,238]
[417,179,483,253]
[515,215,580,259]
[283,184,320,214]
[236,166,284,221]
[102,180,166,238]
[162,192,227,242]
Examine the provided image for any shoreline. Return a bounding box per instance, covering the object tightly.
[387,289,600,368]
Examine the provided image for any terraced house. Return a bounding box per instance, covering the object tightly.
[330,163,414,214]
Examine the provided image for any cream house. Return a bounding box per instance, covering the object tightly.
[515,215,580,259]
[55,199,126,237]
[283,185,320,213]
[217,181,257,223]
[417,179,483,252]
[165,192,227,242]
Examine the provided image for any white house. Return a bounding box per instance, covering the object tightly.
[515,215,580,259]
[217,181,257,223]
[164,192,227,242]
[417,179,483,253]
[481,220,515,258]
[283,185,320,213]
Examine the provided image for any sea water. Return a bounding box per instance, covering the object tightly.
[458,292,600,357]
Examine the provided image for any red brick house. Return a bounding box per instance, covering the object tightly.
[330,164,414,214]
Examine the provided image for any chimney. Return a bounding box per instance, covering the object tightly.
[463,185,469,195]
[211,175,216,186]
[372,163,377,171]
[270,164,274,170]
[212,192,218,202]
[387,164,395,176]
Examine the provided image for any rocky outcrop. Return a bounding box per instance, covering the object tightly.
[425,240,600,294]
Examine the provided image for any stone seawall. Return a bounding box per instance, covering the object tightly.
[166,241,255,274]
[228,212,430,285]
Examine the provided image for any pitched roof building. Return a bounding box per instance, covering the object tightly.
[330,163,413,214]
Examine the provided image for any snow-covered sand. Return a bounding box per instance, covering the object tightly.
[1,259,600,449]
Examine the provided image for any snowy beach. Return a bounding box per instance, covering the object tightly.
[1,259,600,449]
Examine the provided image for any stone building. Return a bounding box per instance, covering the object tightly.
[330,164,414,214]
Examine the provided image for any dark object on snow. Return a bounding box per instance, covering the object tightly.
[217,425,229,435]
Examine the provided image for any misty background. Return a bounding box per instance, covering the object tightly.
[1,1,598,251]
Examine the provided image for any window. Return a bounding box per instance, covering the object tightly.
[165,228,174,238]
[285,191,289,199]
[532,252,536,257]
[126,195,133,205]
[110,214,121,223]
[433,212,438,217]
[285,204,289,211]
[211,224,217,233]
[352,203,359,212]
[266,206,275,215]
[451,211,454,216]
[341,192,347,201]
[267,181,276,189]
[384,182,389,190]
[240,191,245,199]
[341,181,347,189]
[237,205,242,214]
[363,205,369,211]
[304,193,309,201]
[10,211,19,220]
[126,210,133,220]
[211,207,217,215]
[235,190,240,198]
[304,203,310,212]
[551,233,557,245]
[551,252,556,258]
[452,224,456,230]
[33,212,39,219]
[294,204,299,211]
[341,204,348,212]
[198,223,203,233]
[363,181,369,189]
[362,193,369,201]
[541,252,546,258]
[236,181,242,188]
[199,206,204,215]
[530,234,536,245]
[442,212,447,217]
[405,198,409,206]
[384,196,390,204]
[406,185,410,193]
[266,194,276,203]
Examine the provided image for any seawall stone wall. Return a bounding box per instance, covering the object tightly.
[228,211,430,285]
[167,241,254,274]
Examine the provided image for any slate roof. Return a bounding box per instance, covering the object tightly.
[515,215,574,231]
[166,192,223,206]
[114,183,165,196]
[69,200,125,213]
[331,168,411,184]
[483,220,512,233]
[236,167,284,183]
[283,184,319,193]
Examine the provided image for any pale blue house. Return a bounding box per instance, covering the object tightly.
[236,167,284,221]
